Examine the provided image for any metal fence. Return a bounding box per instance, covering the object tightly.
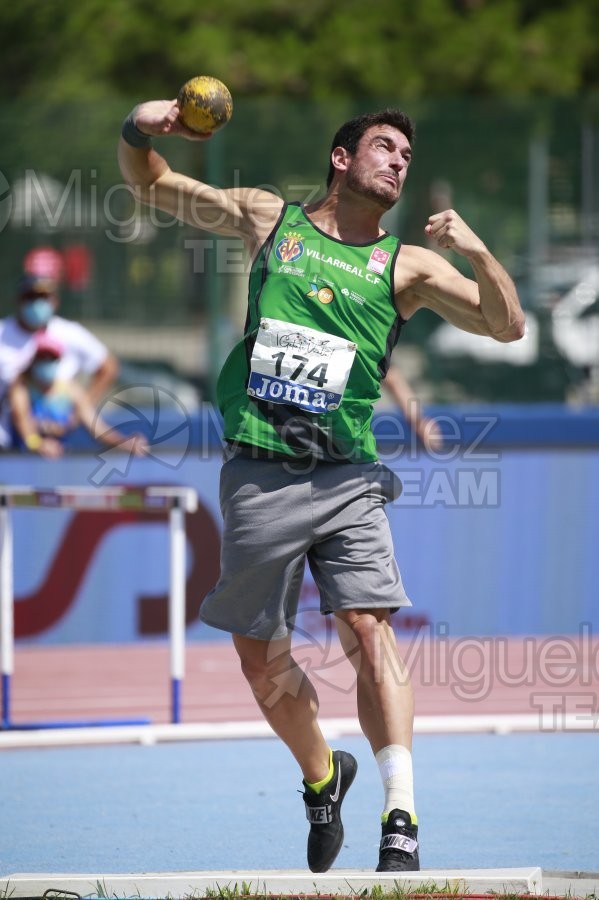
[1,96,598,402]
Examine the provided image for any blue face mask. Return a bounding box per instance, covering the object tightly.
[31,359,60,385]
[19,298,55,329]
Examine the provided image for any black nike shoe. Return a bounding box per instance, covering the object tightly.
[302,749,358,873]
[376,808,420,872]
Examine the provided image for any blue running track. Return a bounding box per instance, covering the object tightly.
[1,732,597,875]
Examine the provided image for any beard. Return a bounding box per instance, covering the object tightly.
[345,159,399,209]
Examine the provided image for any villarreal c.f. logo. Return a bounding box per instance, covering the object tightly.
[275,231,304,263]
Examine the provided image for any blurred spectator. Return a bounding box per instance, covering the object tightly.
[0,272,118,450]
[382,365,444,452]
[62,243,93,293]
[9,332,146,460]
[23,246,64,283]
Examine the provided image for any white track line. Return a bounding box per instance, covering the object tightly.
[0,712,597,749]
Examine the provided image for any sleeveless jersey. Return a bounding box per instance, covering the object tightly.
[217,202,404,463]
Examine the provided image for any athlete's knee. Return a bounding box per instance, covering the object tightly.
[337,609,403,673]
[339,608,391,647]
[233,635,295,699]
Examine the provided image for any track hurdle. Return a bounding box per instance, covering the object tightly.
[0,484,198,730]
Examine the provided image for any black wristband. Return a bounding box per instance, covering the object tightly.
[121,113,152,148]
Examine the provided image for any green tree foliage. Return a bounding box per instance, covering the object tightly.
[2,0,599,101]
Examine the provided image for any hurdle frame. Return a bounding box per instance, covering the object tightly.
[0,484,198,730]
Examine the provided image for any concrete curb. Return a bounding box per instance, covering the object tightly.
[0,866,551,898]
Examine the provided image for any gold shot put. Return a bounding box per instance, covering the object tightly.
[177,75,233,134]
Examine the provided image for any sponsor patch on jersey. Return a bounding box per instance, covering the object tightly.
[307,282,335,304]
[341,287,366,306]
[367,247,391,274]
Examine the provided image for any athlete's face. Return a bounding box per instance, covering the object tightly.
[345,126,412,208]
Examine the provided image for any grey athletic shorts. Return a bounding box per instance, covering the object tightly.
[199,454,412,640]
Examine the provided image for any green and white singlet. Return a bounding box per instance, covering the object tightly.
[217,202,404,463]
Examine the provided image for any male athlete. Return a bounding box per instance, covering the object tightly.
[119,100,524,872]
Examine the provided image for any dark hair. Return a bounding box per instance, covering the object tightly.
[326,108,415,187]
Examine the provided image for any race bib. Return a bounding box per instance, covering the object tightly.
[247,318,357,414]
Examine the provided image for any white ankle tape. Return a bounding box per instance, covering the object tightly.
[375,744,415,817]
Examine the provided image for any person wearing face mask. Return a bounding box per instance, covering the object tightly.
[0,272,119,450]
[9,332,147,459]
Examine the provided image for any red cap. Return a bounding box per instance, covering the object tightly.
[34,332,64,358]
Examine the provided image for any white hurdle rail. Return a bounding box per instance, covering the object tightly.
[0,485,198,731]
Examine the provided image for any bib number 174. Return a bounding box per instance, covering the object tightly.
[247,317,357,414]
[271,352,329,388]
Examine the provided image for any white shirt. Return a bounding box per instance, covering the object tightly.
[0,315,109,447]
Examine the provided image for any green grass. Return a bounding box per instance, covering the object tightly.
[1,882,597,900]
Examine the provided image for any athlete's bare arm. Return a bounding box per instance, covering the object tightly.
[395,210,525,342]
[118,99,283,256]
